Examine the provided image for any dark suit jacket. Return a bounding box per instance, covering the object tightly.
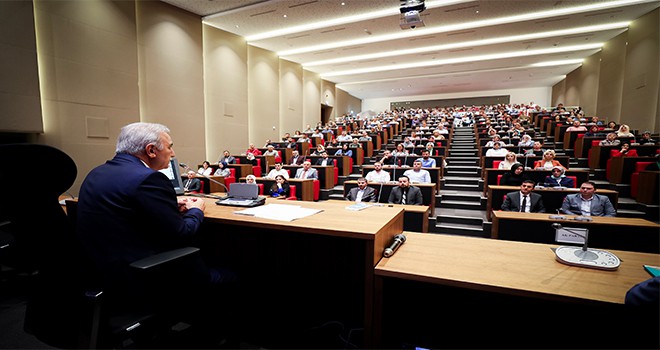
[501,191,545,213]
[76,153,205,288]
[388,186,423,205]
[543,176,574,188]
[183,177,201,192]
[345,186,377,203]
[315,158,333,166]
[289,156,303,165]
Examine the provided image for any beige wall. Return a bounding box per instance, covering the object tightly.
[0,1,42,133]
[34,0,140,194]
[554,8,658,132]
[303,70,321,130]
[137,0,205,166]
[336,88,362,119]
[248,45,279,149]
[596,31,627,123]
[279,59,304,134]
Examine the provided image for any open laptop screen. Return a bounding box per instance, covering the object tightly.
[158,157,185,195]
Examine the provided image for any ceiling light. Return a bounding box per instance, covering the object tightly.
[278,0,647,56]
[303,22,628,67]
[322,43,602,77]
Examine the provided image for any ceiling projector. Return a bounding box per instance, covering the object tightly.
[399,0,425,29]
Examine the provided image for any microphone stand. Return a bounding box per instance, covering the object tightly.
[180,163,228,199]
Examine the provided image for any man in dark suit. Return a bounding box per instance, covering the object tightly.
[76,122,237,346]
[388,175,423,205]
[345,177,377,203]
[289,149,304,165]
[183,170,201,193]
[315,151,333,166]
[501,180,545,213]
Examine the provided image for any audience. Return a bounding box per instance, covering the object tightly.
[533,149,564,170]
[500,163,528,186]
[214,161,230,177]
[183,170,201,193]
[345,177,377,203]
[269,175,290,198]
[365,162,391,183]
[197,161,213,176]
[599,132,620,146]
[403,160,431,184]
[498,152,518,170]
[543,166,574,188]
[501,180,545,213]
[218,150,236,165]
[294,161,318,179]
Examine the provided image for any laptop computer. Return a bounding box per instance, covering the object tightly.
[215,183,265,207]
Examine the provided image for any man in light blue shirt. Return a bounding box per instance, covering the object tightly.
[416,149,436,168]
[403,160,431,184]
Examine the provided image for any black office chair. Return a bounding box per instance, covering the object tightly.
[0,144,207,349]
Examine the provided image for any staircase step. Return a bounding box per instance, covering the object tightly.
[445,171,480,177]
[434,223,486,237]
[442,177,481,185]
[441,200,484,210]
[440,193,482,203]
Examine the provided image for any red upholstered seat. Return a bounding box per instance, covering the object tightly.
[492,160,502,169]
[235,158,240,164]
[497,174,503,185]
[275,150,282,163]
[333,159,339,185]
[286,185,297,200]
[224,168,236,189]
[313,179,320,201]
[587,139,602,163]
[257,183,264,195]
[577,134,585,139]
[631,161,653,198]
[253,158,262,177]
[566,176,578,188]
[192,180,204,194]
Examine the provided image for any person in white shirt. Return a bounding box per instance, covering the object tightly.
[498,152,518,170]
[197,161,213,176]
[365,162,391,183]
[336,130,353,142]
[265,162,289,179]
[403,160,431,184]
[485,135,506,148]
[485,142,508,157]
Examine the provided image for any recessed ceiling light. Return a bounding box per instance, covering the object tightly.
[283,14,287,18]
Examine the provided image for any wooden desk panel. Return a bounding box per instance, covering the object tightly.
[491,211,660,253]
[636,171,660,205]
[328,198,429,233]
[200,198,404,348]
[307,155,351,176]
[226,164,253,179]
[588,141,650,170]
[486,185,618,221]
[607,156,655,184]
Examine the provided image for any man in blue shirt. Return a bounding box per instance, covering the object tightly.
[416,149,436,168]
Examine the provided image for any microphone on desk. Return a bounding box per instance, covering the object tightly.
[551,223,620,270]
[180,162,229,194]
[375,181,385,206]
[383,234,406,258]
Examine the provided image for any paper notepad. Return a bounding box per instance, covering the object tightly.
[234,203,323,221]
[346,202,372,211]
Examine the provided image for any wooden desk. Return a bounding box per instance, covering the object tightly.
[588,141,650,169]
[226,164,253,179]
[481,155,569,173]
[254,177,314,201]
[574,135,604,158]
[361,165,442,193]
[637,171,660,205]
[282,165,334,189]
[491,211,660,253]
[483,168,590,196]
[328,199,429,233]
[374,232,660,349]
[200,197,404,348]
[607,156,655,184]
[325,146,364,166]
[486,185,618,221]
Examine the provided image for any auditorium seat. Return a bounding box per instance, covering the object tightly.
[224,169,236,189]
[192,180,204,194]
[257,183,264,195]
[286,185,297,200]
[493,160,502,169]
[333,159,339,185]
[253,158,262,177]
[566,176,578,188]
[497,174,502,185]
[630,161,653,198]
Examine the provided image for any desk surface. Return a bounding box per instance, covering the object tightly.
[376,232,660,304]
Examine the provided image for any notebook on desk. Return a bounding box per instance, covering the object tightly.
[215,183,265,207]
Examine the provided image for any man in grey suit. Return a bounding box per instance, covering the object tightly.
[388,175,423,205]
[561,181,616,217]
[345,177,377,203]
[294,160,318,179]
[501,180,545,213]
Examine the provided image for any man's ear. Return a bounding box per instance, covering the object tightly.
[146,144,157,158]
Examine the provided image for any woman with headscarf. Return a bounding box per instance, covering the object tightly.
[543,165,574,188]
[499,163,528,186]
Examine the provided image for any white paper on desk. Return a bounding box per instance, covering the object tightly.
[234,203,323,221]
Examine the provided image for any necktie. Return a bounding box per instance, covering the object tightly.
[401,190,407,204]
[302,170,307,179]
[521,195,527,212]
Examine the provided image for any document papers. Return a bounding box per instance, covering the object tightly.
[234,203,323,222]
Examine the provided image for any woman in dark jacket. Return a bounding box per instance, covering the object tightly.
[499,163,529,186]
[269,175,290,198]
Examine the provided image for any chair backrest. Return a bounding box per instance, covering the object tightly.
[577,134,585,139]
[235,158,240,164]
[195,180,205,194]
[229,168,236,178]
[257,183,264,195]
[497,174,503,185]
[566,176,578,188]
[287,185,297,200]
[634,161,653,173]
[591,140,601,146]
[493,160,502,169]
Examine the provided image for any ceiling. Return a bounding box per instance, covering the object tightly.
[161,0,659,100]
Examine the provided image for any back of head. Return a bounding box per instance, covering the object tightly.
[116,122,169,155]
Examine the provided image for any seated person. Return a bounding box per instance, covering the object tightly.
[500,163,529,186]
[214,161,230,177]
[243,152,257,166]
[358,131,372,142]
[518,134,534,147]
[611,143,638,157]
[501,180,545,213]
[269,175,290,198]
[315,152,333,166]
[218,150,236,165]
[262,144,279,157]
[403,160,431,184]
[345,177,377,203]
[197,161,213,176]
[246,143,262,156]
[334,143,353,157]
[294,161,318,179]
[183,170,201,193]
[485,135,506,148]
[311,144,326,156]
[638,130,657,145]
[365,162,391,183]
[245,174,257,184]
[349,138,362,148]
[533,149,564,170]
[498,152,518,170]
[543,166,574,188]
[289,150,303,165]
[379,150,396,166]
[265,162,289,179]
[485,142,508,157]
[625,276,660,306]
[584,125,604,137]
[599,133,620,146]
[416,149,436,168]
[524,141,545,157]
[560,181,616,217]
[387,175,423,205]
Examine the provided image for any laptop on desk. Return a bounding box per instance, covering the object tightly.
[215,183,265,207]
